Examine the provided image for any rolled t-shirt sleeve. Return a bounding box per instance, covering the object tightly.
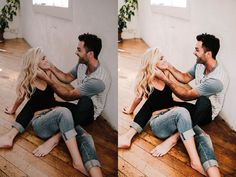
[76,78,105,97]
[188,64,197,78]
[70,64,79,78]
[195,78,223,97]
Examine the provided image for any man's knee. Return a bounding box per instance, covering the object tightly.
[196,96,211,108]
[78,96,93,111]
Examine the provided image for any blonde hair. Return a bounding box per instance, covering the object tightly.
[16,47,44,99]
[134,47,163,99]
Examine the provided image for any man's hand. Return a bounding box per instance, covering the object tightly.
[37,68,51,82]
[154,67,168,82]
[39,60,53,71]
[156,59,171,71]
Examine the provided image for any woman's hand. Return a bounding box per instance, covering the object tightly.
[122,106,133,114]
[4,106,15,115]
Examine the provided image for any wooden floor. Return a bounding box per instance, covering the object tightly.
[118,39,236,177]
[0,39,117,177]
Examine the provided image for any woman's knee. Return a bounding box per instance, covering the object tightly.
[55,107,73,122]
[175,107,191,121]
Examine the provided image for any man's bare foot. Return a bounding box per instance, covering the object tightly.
[150,137,177,157]
[33,137,59,157]
[0,135,14,148]
[118,134,132,149]
[73,162,89,176]
[191,162,207,176]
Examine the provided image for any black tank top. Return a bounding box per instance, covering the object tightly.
[148,84,174,112]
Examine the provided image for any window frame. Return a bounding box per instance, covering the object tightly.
[32,0,73,20]
[150,0,190,20]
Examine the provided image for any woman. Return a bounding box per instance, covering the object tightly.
[0,47,103,177]
[119,47,221,177]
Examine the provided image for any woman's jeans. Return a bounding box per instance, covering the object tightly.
[31,107,100,171]
[131,96,212,134]
[150,107,218,171]
[150,107,195,141]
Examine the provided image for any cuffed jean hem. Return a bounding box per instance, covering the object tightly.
[130,122,143,134]
[203,159,219,171]
[62,129,77,141]
[84,159,101,171]
[180,129,195,141]
[12,122,25,133]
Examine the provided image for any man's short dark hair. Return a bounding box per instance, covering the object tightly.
[78,33,102,59]
[196,33,220,59]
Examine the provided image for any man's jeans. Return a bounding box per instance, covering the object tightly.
[31,107,101,171]
[150,107,218,171]
[193,125,219,171]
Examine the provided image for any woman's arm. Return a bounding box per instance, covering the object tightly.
[5,95,25,114]
[122,97,142,114]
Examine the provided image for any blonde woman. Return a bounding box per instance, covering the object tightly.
[119,47,221,176]
[0,48,103,177]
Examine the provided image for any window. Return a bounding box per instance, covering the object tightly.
[33,0,72,20]
[151,0,190,20]
[33,0,69,8]
[151,0,187,8]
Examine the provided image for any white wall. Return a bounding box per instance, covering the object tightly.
[0,1,22,38]
[138,0,236,130]
[20,0,118,130]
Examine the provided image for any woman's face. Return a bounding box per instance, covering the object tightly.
[155,55,168,69]
[38,56,50,69]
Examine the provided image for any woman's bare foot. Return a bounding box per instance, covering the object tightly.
[73,162,89,176]
[150,136,178,157]
[33,136,60,157]
[191,161,207,176]
[0,135,14,148]
[118,134,132,149]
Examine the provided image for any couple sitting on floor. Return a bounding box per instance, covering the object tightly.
[119,33,229,177]
[0,33,111,177]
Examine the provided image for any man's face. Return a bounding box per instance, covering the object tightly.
[193,41,207,64]
[75,41,89,64]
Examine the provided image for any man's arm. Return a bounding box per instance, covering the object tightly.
[156,60,193,84]
[50,65,75,84]
[167,65,194,84]
[155,68,199,101]
[39,60,75,84]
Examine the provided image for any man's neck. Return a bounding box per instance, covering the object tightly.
[204,58,217,75]
[86,59,99,75]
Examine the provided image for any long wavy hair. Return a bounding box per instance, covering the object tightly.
[16,47,44,99]
[134,47,163,99]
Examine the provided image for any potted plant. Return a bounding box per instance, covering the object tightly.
[0,0,20,42]
[118,0,138,41]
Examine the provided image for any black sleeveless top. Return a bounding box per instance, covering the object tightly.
[147,84,175,112]
[16,85,59,129]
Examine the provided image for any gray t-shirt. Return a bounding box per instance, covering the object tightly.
[70,63,111,119]
[188,62,229,119]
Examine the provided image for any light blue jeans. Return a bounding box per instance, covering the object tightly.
[150,107,218,171]
[31,107,101,171]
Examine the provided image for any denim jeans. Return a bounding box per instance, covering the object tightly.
[150,107,195,141]
[32,107,101,171]
[130,96,212,134]
[149,107,218,171]
[193,125,219,171]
